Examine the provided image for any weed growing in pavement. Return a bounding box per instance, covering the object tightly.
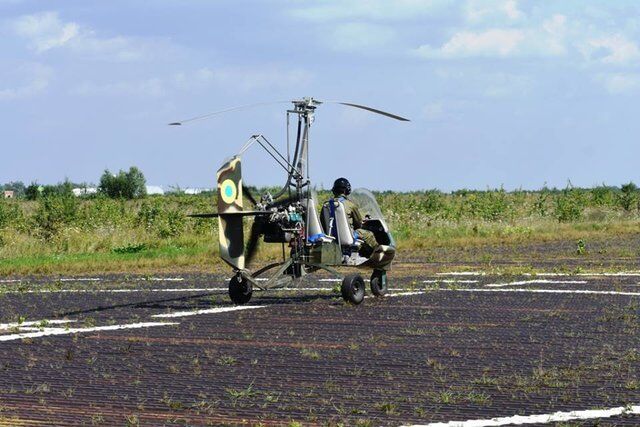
[225,382,257,407]
[24,383,50,395]
[161,392,184,410]
[124,414,140,426]
[375,401,399,415]
[401,327,427,336]
[90,414,105,425]
[426,358,444,371]
[216,355,237,366]
[576,239,586,255]
[300,348,321,360]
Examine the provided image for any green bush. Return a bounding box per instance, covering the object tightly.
[0,199,25,230]
[554,187,585,222]
[99,167,147,199]
[618,182,638,212]
[591,185,617,207]
[34,195,79,240]
[136,199,186,238]
[77,196,130,230]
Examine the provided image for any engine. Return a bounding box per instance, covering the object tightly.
[261,203,305,243]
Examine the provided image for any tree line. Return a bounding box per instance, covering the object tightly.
[1,167,147,200]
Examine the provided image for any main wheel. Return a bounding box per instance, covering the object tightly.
[229,275,252,305]
[341,274,365,305]
[370,270,388,297]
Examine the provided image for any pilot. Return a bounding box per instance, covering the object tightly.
[327,177,379,259]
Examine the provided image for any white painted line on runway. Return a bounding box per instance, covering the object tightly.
[424,280,479,284]
[437,272,486,276]
[152,305,266,318]
[575,272,640,277]
[0,322,178,342]
[0,279,21,283]
[447,288,640,296]
[485,280,587,288]
[6,288,224,294]
[59,278,101,282]
[406,404,640,427]
[438,271,640,278]
[0,319,76,330]
[387,291,427,297]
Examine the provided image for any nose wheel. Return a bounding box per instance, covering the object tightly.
[369,269,387,296]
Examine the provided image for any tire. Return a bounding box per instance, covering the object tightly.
[370,270,387,297]
[341,274,365,305]
[229,275,252,305]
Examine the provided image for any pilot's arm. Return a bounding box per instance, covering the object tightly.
[348,199,364,230]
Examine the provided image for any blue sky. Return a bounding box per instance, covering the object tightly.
[1,0,639,191]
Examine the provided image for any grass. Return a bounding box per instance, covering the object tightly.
[1,189,640,275]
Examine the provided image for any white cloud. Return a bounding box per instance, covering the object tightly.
[415,29,525,58]
[0,63,52,100]
[600,73,640,94]
[414,14,568,59]
[289,0,453,22]
[582,34,640,65]
[465,0,523,24]
[13,11,79,52]
[11,11,170,61]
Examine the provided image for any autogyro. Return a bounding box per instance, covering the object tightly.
[170,97,409,305]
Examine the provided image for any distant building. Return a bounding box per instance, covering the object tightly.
[146,185,164,195]
[3,190,14,199]
[184,188,212,195]
[72,187,98,197]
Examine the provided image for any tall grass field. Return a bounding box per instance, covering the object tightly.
[1,185,639,275]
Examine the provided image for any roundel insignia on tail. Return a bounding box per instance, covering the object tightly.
[220,179,238,204]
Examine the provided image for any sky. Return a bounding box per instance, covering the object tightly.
[1,0,639,191]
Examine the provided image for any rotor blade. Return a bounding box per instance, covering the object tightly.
[242,184,258,207]
[187,211,271,218]
[331,102,410,122]
[169,101,289,126]
[245,220,262,266]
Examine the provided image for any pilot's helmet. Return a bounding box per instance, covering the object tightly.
[332,177,351,196]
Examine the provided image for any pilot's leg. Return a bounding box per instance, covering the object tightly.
[356,228,393,271]
[356,228,377,258]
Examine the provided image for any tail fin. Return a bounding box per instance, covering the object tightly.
[216,156,245,270]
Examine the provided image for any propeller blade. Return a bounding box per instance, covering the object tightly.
[168,101,288,126]
[332,102,410,121]
[242,184,258,207]
[245,220,262,266]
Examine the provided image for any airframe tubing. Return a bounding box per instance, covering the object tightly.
[253,262,285,278]
[240,258,293,291]
[302,262,342,277]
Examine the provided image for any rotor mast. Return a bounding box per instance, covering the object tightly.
[288,97,320,193]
